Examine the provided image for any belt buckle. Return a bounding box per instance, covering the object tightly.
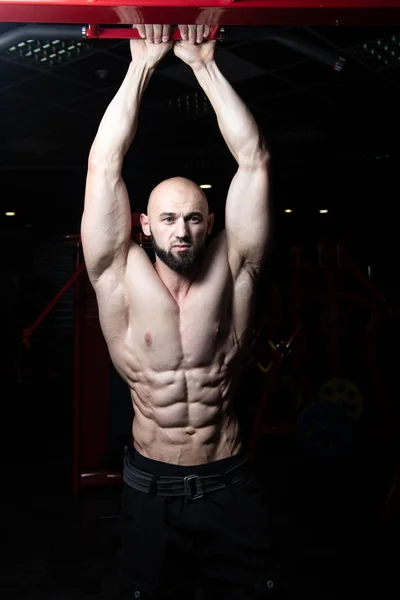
[184,474,203,500]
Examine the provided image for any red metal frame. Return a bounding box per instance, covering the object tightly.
[23,221,152,495]
[22,238,120,495]
[22,261,86,349]
[1,0,400,27]
[73,241,84,497]
[85,23,221,40]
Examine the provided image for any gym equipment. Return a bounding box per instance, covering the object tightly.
[0,21,346,73]
[0,22,346,71]
[248,236,400,460]
[249,321,314,459]
[22,214,147,496]
[289,240,399,406]
[317,378,364,421]
[297,401,353,457]
[10,1,400,77]
[0,0,399,28]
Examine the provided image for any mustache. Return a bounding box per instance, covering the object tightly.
[174,237,191,245]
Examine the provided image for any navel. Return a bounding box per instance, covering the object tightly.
[144,332,152,346]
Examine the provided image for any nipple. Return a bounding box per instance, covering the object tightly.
[144,332,152,346]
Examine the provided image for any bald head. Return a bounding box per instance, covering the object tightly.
[140,176,214,276]
[147,177,208,220]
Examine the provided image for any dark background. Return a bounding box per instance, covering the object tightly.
[1,21,400,598]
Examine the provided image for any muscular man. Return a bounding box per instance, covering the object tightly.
[81,24,278,600]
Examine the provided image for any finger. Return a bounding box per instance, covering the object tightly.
[145,24,154,43]
[153,24,162,44]
[196,25,204,44]
[134,24,146,39]
[203,25,210,39]
[178,24,188,41]
[188,24,197,44]
[162,24,171,43]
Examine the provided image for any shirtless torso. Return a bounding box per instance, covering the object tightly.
[94,231,255,465]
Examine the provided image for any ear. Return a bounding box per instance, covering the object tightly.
[140,213,151,237]
[207,212,215,235]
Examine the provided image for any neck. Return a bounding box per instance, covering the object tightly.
[154,259,197,302]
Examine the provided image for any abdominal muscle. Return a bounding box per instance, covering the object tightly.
[128,364,243,465]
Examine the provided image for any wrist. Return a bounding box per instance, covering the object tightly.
[128,59,155,75]
[191,59,217,74]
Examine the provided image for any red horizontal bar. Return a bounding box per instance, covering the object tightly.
[86,24,221,40]
[2,0,399,8]
[0,0,400,26]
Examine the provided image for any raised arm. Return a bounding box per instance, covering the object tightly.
[174,41,271,278]
[81,28,173,285]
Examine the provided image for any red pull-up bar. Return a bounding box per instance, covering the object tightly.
[0,0,400,26]
[85,23,221,40]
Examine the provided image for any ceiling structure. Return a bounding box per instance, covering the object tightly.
[0,3,399,239]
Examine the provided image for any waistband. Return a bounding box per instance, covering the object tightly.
[123,447,250,499]
[126,446,248,476]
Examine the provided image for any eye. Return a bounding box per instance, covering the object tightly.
[163,217,174,223]
[191,216,201,223]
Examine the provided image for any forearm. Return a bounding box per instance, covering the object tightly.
[89,60,154,164]
[193,61,268,167]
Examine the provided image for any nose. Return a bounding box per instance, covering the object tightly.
[175,217,189,240]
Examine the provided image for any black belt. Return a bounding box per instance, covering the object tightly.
[123,453,250,500]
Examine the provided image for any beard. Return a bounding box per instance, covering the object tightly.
[151,232,205,275]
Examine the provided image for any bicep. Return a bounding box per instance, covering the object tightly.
[81,162,132,284]
[225,162,271,278]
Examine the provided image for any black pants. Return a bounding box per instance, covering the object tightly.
[116,447,282,599]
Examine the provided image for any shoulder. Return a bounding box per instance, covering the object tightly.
[93,241,152,298]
